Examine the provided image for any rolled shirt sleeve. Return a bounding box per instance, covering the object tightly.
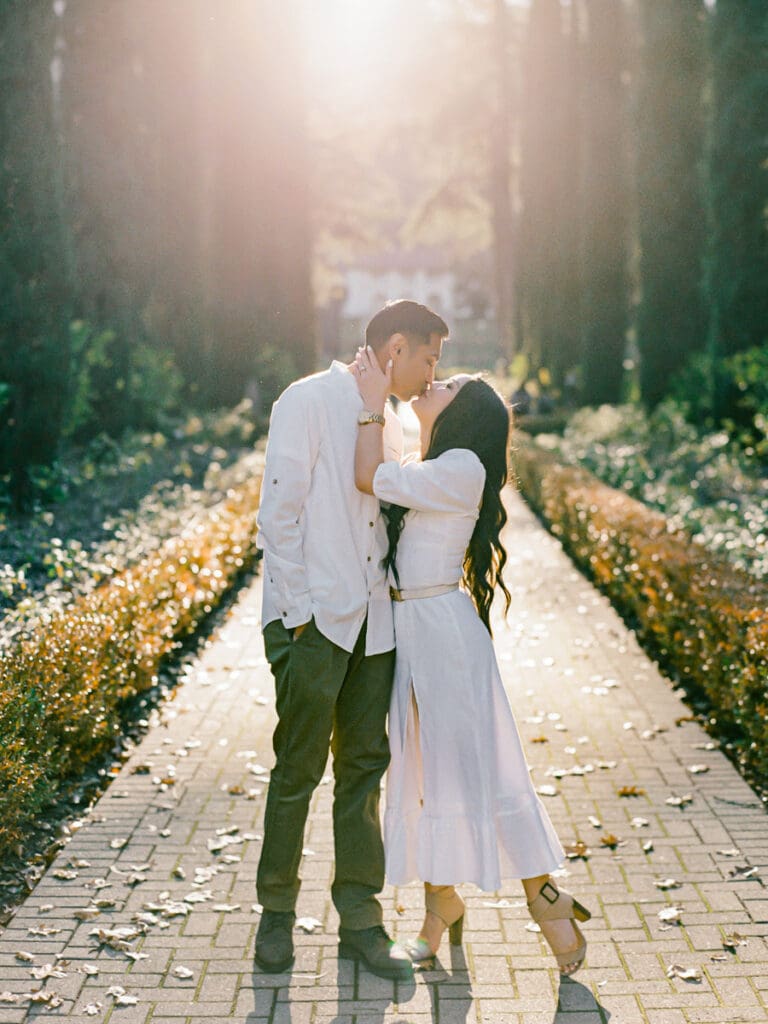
[372,448,486,514]
[256,383,320,628]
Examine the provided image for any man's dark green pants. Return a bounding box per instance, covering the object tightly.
[256,616,395,930]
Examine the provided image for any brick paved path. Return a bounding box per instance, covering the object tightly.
[1,490,766,1024]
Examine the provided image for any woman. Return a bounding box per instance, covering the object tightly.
[351,346,591,975]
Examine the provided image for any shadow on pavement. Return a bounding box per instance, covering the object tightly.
[552,975,611,1022]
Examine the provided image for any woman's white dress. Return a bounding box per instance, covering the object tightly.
[372,448,565,890]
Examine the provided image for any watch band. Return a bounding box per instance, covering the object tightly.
[358,410,386,427]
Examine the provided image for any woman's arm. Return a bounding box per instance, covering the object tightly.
[351,346,392,494]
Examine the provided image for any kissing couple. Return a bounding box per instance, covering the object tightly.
[253,300,590,980]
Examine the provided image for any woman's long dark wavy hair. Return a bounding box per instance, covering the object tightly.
[384,377,512,635]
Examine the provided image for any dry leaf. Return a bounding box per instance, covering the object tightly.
[617,785,646,797]
[537,784,558,797]
[643,840,654,853]
[228,785,246,795]
[723,932,748,950]
[728,864,759,880]
[172,966,195,979]
[665,794,693,807]
[631,817,650,828]
[687,764,709,775]
[654,878,682,890]
[597,760,617,770]
[0,994,20,1004]
[658,906,683,924]
[666,963,701,982]
[27,925,62,937]
[73,908,101,921]
[52,869,78,880]
[710,953,729,962]
[15,951,35,962]
[600,834,623,849]
[212,904,240,913]
[295,916,323,933]
[84,1002,103,1015]
[717,848,740,857]
[530,736,549,744]
[30,963,67,980]
[81,964,99,976]
[564,841,591,860]
[588,816,602,829]
[110,838,128,850]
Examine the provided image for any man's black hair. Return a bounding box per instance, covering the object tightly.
[365,299,449,350]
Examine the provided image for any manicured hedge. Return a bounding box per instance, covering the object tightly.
[0,466,263,856]
[512,435,768,787]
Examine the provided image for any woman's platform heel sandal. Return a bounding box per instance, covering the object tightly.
[406,884,465,963]
[527,880,591,974]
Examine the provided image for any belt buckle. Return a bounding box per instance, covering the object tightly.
[389,586,403,602]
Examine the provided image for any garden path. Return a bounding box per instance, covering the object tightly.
[0,489,766,1024]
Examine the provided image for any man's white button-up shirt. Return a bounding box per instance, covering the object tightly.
[256,361,403,656]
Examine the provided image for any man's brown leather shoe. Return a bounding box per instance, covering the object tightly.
[254,910,295,972]
[338,925,413,980]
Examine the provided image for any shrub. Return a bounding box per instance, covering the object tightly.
[0,455,264,856]
[512,434,768,792]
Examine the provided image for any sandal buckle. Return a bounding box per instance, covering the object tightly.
[540,881,560,905]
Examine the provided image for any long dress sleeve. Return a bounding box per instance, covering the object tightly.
[256,383,320,628]
[372,448,485,513]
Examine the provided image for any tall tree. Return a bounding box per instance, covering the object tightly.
[707,1,768,365]
[578,0,632,406]
[518,0,582,386]
[635,0,708,408]
[0,1,73,509]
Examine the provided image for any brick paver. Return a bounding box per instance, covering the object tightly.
[1,490,766,1023]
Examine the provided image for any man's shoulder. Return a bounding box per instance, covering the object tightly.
[279,363,349,402]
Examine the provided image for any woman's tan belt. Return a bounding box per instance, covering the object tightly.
[389,582,459,602]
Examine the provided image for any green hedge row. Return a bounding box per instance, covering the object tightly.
[512,435,768,789]
[0,466,263,856]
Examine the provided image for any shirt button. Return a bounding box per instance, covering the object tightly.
[367,556,371,562]
[281,611,287,617]
[273,478,278,484]
[369,521,374,528]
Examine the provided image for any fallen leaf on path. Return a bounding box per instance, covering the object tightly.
[84,1002,103,1015]
[658,906,683,924]
[654,878,682,890]
[643,840,654,853]
[617,785,645,797]
[30,963,67,980]
[728,864,759,880]
[537,785,558,797]
[723,932,748,950]
[172,966,195,979]
[665,794,694,808]
[296,917,323,933]
[587,816,602,829]
[600,834,623,849]
[687,765,709,775]
[52,869,78,881]
[631,817,650,828]
[14,951,35,962]
[564,841,591,860]
[666,963,701,982]
[716,848,740,857]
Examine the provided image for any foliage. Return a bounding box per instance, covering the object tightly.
[0,405,261,623]
[535,401,768,580]
[0,453,264,857]
[512,435,768,793]
[635,0,708,408]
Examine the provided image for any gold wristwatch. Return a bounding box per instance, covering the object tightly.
[358,409,386,426]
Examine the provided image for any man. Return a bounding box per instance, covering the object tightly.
[254,300,448,979]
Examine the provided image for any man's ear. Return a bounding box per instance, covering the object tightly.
[388,333,407,359]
